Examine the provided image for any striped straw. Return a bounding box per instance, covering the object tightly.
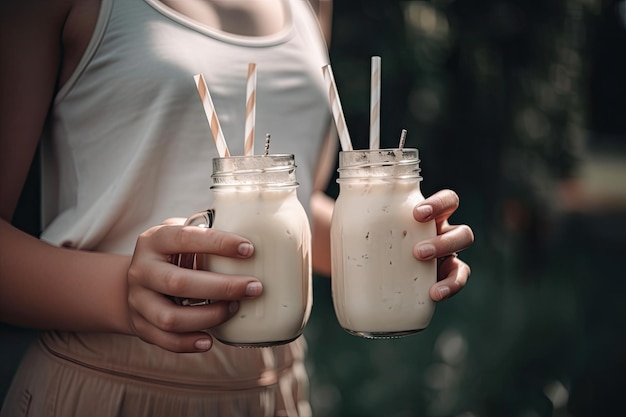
[370,56,381,150]
[193,74,230,158]
[244,63,257,156]
[322,64,353,151]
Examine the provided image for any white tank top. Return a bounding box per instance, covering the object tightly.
[41,0,331,254]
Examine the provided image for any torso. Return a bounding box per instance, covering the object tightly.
[43,0,331,251]
[32,0,331,411]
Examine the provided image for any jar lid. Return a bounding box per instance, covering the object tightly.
[211,154,298,187]
[337,148,421,180]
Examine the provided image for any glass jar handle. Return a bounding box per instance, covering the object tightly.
[171,209,215,306]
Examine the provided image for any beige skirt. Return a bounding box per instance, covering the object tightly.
[0,331,311,417]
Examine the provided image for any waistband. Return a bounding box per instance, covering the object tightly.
[40,331,305,391]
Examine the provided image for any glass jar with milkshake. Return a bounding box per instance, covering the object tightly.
[182,72,312,348]
[323,58,437,339]
[331,148,437,338]
[178,153,313,348]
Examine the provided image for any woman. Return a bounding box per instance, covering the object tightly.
[0,0,474,415]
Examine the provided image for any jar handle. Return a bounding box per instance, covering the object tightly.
[171,209,215,306]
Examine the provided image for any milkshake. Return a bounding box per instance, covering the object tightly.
[331,149,436,338]
[182,155,312,347]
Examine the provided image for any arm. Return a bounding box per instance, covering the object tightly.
[305,0,473,297]
[0,0,137,335]
[310,124,337,277]
[307,0,335,276]
[0,1,261,353]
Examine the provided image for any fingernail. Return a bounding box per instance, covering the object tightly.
[437,286,450,300]
[417,243,436,259]
[228,301,239,314]
[416,205,433,220]
[246,282,263,297]
[238,242,254,257]
[195,338,212,351]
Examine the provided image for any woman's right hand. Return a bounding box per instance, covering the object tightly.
[126,224,263,353]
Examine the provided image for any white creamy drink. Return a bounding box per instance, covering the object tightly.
[183,155,312,347]
[331,149,436,338]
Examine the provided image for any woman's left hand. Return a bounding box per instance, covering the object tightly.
[412,189,474,301]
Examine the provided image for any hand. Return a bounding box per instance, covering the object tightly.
[412,189,474,301]
[126,224,262,353]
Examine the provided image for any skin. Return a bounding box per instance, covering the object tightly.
[0,0,474,354]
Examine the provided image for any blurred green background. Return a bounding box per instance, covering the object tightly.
[3,0,626,416]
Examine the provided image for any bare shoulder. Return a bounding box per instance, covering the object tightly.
[0,0,73,62]
[0,0,102,96]
[306,0,333,45]
[61,0,102,86]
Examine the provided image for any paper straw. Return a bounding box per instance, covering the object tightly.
[244,63,257,156]
[193,74,230,158]
[264,133,271,156]
[370,56,381,150]
[322,64,353,151]
[398,129,407,150]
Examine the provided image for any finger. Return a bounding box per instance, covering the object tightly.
[413,189,460,223]
[129,262,264,301]
[413,224,474,260]
[430,257,471,301]
[129,287,239,333]
[137,225,254,259]
[130,312,215,353]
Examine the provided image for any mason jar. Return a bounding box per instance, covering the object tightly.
[178,154,312,347]
[331,148,436,338]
